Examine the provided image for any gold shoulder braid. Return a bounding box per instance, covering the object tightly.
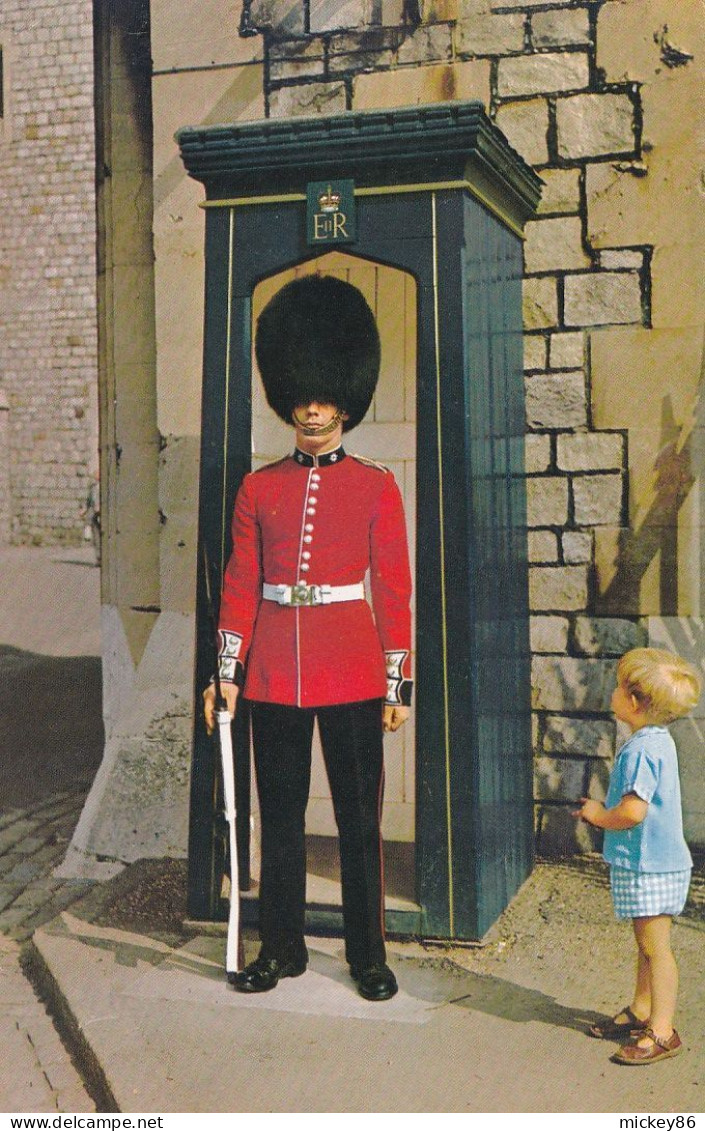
[351,454,390,474]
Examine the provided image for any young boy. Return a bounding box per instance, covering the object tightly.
[574,647,701,1065]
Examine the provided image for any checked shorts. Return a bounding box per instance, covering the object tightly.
[610,866,691,919]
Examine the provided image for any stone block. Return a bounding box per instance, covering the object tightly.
[497,52,589,98]
[529,565,588,612]
[522,276,558,330]
[524,216,590,274]
[526,476,569,526]
[523,334,546,372]
[329,26,403,56]
[564,272,643,327]
[353,58,490,109]
[589,326,701,465]
[270,38,328,61]
[532,655,615,711]
[397,24,453,64]
[495,98,549,166]
[543,714,616,759]
[528,530,558,563]
[562,530,592,564]
[596,0,701,84]
[525,371,587,430]
[455,12,525,56]
[573,616,647,657]
[531,8,591,49]
[572,473,623,525]
[536,803,603,855]
[246,0,306,36]
[536,168,581,217]
[421,0,462,20]
[269,82,347,118]
[600,249,644,270]
[490,0,574,7]
[152,4,263,69]
[328,49,396,74]
[524,432,551,473]
[534,756,608,803]
[556,93,635,159]
[310,0,367,32]
[530,615,569,653]
[549,331,583,370]
[583,126,704,330]
[557,432,624,472]
[270,57,326,81]
[373,0,406,24]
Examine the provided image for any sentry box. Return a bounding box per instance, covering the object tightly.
[178,101,542,943]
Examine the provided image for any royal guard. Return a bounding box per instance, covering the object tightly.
[203,274,413,1000]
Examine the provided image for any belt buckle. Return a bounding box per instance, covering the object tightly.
[290,583,322,606]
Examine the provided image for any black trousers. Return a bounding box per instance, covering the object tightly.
[250,698,387,970]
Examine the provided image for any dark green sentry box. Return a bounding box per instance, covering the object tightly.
[178,101,542,943]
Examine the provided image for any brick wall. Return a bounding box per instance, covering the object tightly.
[0,2,99,544]
[231,0,704,852]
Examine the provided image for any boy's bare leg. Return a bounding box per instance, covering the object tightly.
[629,929,652,1023]
[632,915,678,1045]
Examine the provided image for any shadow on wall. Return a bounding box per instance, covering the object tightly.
[597,394,696,616]
[533,646,617,857]
[0,646,104,809]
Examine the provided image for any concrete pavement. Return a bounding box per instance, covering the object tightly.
[27,856,705,1114]
[1,547,704,1114]
[0,545,100,1113]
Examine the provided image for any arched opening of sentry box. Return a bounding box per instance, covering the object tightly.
[180,101,542,941]
[249,253,418,921]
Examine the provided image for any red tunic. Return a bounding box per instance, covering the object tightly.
[217,446,413,708]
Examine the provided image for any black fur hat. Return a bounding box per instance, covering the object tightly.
[254,275,380,432]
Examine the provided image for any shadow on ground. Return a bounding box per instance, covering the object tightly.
[0,645,104,808]
[58,858,607,1034]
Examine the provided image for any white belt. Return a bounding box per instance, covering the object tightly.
[262,582,365,607]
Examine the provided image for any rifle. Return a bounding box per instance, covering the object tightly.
[203,544,244,980]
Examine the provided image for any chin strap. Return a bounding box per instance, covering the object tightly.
[292,409,344,436]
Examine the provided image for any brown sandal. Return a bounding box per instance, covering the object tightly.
[613,1027,682,1065]
[588,1006,649,1040]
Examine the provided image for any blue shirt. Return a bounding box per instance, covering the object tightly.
[603,725,692,873]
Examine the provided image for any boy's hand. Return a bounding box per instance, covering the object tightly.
[203,682,239,735]
[572,797,605,826]
[383,704,410,733]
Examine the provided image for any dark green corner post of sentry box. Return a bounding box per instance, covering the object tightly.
[177,101,542,941]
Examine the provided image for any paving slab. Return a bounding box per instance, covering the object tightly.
[29,860,705,1114]
[0,936,95,1113]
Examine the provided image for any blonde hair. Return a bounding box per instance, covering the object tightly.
[617,648,701,725]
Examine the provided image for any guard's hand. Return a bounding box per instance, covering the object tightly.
[203,682,239,735]
[383,704,410,733]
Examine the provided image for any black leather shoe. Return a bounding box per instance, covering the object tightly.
[229,954,307,993]
[350,962,398,1001]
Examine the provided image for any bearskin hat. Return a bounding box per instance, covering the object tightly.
[254,275,380,433]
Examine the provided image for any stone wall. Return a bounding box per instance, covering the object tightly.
[236,0,705,852]
[66,0,704,876]
[0,2,99,544]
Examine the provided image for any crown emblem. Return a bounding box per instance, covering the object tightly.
[318,184,341,213]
